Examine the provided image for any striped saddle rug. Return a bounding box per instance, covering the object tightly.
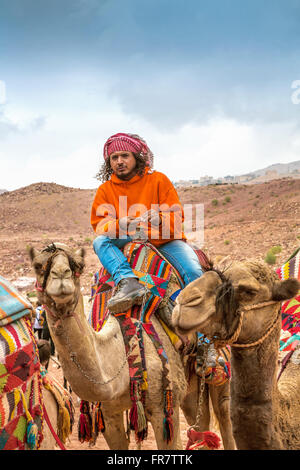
[0,275,44,450]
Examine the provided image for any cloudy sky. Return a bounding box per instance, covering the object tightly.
[1,0,300,190]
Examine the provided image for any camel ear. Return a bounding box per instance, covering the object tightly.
[27,246,39,262]
[272,279,300,301]
[75,247,85,260]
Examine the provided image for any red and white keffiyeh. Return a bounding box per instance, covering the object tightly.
[103,132,153,166]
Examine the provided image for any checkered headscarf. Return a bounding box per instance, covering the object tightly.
[103,133,153,166]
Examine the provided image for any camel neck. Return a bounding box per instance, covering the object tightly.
[230,324,282,449]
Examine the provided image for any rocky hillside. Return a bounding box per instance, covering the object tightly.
[0,178,299,294]
[244,160,300,178]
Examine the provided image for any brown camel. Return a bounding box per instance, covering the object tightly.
[172,259,300,450]
[28,242,235,450]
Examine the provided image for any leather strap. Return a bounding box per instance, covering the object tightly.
[43,404,66,450]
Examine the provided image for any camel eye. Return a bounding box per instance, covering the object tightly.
[64,269,72,278]
[186,296,203,307]
[237,286,258,297]
[34,262,42,271]
[244,288,257,295]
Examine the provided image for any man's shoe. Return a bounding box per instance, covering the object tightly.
[107,277,146,314]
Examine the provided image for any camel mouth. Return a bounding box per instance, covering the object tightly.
[174,323,195,336]
[48,293,74,304]
[172,304,200,336]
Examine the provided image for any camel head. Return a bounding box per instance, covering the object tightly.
[172,260,300,344]
[28,242,85,310]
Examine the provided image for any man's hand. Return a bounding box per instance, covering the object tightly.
[119,216,142,231]
[140,209,161,227]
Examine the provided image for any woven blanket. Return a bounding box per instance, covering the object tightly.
[0,275,33,327]
[276,248,300,353]
[0,276,44,450]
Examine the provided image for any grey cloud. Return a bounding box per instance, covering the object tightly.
[0,110,20,138]
[0,109,47,138]
[30,115,47,131]
[109,61,300,131]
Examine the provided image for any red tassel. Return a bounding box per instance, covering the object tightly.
[163,416,174,444]
[78,414,92,443]
[186,429,221,450]
[78,401,92,443]
[129,402,138,431]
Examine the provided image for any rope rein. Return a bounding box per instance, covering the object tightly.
[190,299,281,433]
[212,299,281,350]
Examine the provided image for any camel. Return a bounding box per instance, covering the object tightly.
[28,242,235,450]
[172,259,300,450]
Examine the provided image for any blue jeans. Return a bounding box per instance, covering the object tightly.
[93,235,203,287]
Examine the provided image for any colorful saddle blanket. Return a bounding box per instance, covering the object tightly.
[0,275,44,450]
[276,248,300,353]
[89,241,182,330]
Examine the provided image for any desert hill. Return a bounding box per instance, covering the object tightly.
[0,178,299,294]
[243,159,300,178]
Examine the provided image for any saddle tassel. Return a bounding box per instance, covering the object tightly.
[163,389,174,444]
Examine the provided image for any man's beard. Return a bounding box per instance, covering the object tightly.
[115,168,137,180]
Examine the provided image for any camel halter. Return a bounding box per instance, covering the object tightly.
[212,299,282,350]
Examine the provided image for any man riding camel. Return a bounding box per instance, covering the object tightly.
[91,132,203,314]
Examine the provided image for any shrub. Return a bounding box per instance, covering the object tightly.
[270,245,282,255]
[265,251,276,265]
[224,240,230,245]
[212,199,219,206]
[224,196,231,203]
[27,291,37,298]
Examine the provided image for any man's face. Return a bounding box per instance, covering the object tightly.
[109,151,137,180]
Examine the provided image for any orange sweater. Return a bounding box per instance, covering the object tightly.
[91,168,186,247]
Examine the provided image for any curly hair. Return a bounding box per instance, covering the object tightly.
[95,133,154,183]
[96,153,149,182]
